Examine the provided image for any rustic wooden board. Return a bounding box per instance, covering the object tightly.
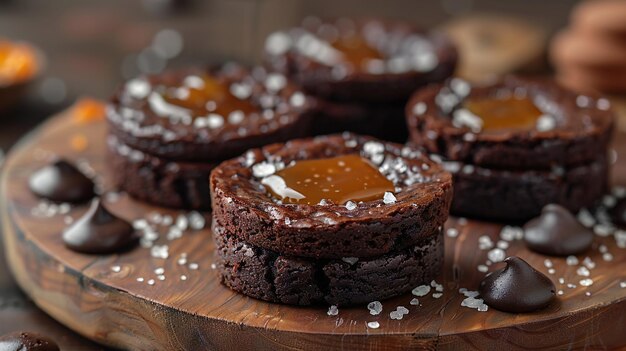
[2,103,626,350]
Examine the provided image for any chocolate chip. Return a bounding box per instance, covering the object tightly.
[0,331,60,351]
[523,204,593,256]
[29,159,95,203]
[479,256,555,313]
[62,199,138,254]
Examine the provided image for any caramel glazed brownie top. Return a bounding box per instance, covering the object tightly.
[210,133,453,259]
[406,76,615,170]
[106,63,315,162]
[264,17,458,103]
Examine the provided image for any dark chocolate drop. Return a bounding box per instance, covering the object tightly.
[610,198,626,228]
[479,256,556,313]
[62,199,137,254]
[29,159,95,203]
[0,331,60,351]
[523,204,593,256]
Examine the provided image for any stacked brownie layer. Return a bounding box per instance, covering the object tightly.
[210,133,453,305]
[406,76,615,221]
[106,64,314,209]
[264,18,457,142]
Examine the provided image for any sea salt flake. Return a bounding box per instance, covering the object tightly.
[345,201,357,211]
[500,226,523,241]
[383,192,396,205]
[342,257,359,265]
[367,301,383,315]
[410,298,419,306]
[150,245,169,259]
[577,209,596,227]
[446,228,459,238]
[580,278,594,287]
[396,306,409,315]
[566,256,579,266]
[188,211,206,230]
[544,259,553,268]
[576,266,590,277]
[111,265,121,273]
[367,321,380,329]
[487,248,505,263]
[412,285,431,297]
[478,235,494,250]
[252,162,276,178]
[327,305,339,316]
[389,311,403,320]
[477,265,488,273]
[432,293,443,299]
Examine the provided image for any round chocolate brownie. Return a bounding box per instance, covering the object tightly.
[437,154,609,221]
[406,76,615,170]
[214,222,443,306]
[107,135,216,209]
[264,17,457,103]
[210,133,452,259]
[107,64,314,162]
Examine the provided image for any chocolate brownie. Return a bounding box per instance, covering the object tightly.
[265,18,457,103]
[214,222,444,306]
[107,64,314,162]
[439,154,609,221]
[406,76,615,170]
[210,133,452,259]
[107,135,216,209]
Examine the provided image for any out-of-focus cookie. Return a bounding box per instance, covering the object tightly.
[439,14,548,83]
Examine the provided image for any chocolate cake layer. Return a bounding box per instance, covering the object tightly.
[214,223,444,306]
[443,154,609,221]
[210,133,452,259]
[108,135,216,210]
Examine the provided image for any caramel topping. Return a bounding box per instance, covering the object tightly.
[465,96,543,132]
[263,154,394,205]
[331,34,383,69]
[163,75,256,116]
[0,40,37,85]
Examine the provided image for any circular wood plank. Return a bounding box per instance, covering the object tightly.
[2,102,626,350]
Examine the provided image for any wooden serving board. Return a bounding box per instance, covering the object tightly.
[2,103,626,350]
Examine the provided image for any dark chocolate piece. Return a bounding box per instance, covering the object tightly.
[523,204,594,256]
[0,331,60,351]
[28,159,95,203]
[62,199,137,254]
[479,256,556,313]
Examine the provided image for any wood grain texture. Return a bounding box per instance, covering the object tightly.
[1,103,626,350]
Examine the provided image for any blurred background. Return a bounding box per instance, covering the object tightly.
[0,0,578,101]
[0,0,623,348]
